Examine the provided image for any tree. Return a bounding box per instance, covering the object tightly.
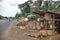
[0,15,4,19]
[18,0,60,18]
[18,2,30,13]
[15,12,21,19]
[4,17,8,19]
[18,1,31,17]
[31,0,60,11]
[38,0,60,10]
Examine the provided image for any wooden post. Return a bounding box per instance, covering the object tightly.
[52,15,55,35]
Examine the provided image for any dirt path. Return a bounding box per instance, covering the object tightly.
[2,20,34,40]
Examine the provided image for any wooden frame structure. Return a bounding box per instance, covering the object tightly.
[18,10,60,37]
[33,10,60,32]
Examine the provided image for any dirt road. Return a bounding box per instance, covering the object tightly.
[2,20,34,40]
[0,19,12,40]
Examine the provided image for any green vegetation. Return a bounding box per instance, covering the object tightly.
[4,17,8,19]
[15,12,21,19]
[0,15,12,19]
[18,0,31,17]
[0,15,4,19]
[40,0,60,10]
[15,0,60,18]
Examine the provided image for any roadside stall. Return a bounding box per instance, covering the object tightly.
[18,10,60,37]
[25,10,60,37]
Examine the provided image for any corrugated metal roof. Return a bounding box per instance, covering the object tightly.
[33,10,60,15]
[54,10,60,14]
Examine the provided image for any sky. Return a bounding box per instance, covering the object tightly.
[0,0,28,17]
[0,0,58,17]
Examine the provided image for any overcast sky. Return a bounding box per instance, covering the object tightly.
[0,0,58,17]
[0,0,28,17]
